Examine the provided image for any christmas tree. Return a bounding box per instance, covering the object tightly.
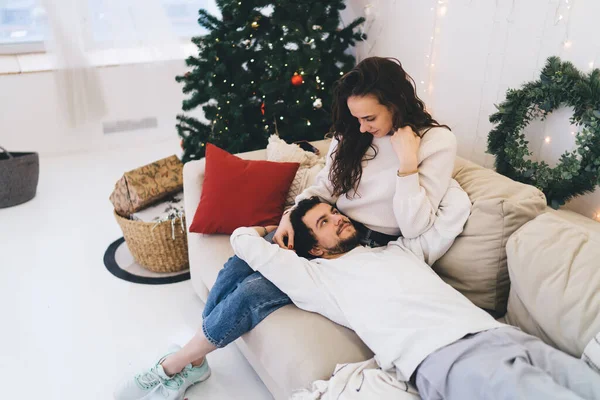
[176,0,365,162]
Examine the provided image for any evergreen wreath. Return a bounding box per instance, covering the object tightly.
[487,56,600,209]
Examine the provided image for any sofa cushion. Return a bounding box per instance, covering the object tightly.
[434,157,547,316]
[266,134,323,166]
[504,210,600,357]
[189,144,300,234]
[239,304,374,397]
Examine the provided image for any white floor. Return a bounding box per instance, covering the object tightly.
[0,139,273,400]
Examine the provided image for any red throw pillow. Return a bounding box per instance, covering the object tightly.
[189,144,300,234]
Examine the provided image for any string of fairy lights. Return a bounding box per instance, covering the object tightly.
[470,0,508,168]
[207,1,599,214]
[421,0,599,216]
[540,0,576,157]
[552,0,600,220]
[421,0,447,101]
[466,0,584,166]
[208,12,338,135]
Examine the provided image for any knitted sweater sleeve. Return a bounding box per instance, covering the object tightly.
[393,128,457,239]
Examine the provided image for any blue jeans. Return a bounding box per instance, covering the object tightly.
[201,234,291,347]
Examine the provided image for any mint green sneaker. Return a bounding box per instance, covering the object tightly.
[114,345,181,400]
[114,345,211,400]
[178,358,212,391]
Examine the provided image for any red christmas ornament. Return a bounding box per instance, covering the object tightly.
[180,139,184,149]
[261,102,265,115]
[184,72,191,78]
[291,73,303,86]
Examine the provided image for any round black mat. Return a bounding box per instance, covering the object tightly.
[103,237,190,285]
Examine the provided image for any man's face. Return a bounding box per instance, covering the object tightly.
[301,203,359,257]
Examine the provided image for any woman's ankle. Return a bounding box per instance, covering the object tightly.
[191,357,205,367]
[160,356,183,376]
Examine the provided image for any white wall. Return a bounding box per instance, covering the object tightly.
[2,0,599,217]
[348,0,600,219]
[0,59,197,156]
[0,2,357,159]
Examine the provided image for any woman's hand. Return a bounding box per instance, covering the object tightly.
[273,210,295,250]
[390,126,421,174]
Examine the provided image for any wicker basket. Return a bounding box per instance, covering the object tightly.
[114,210,189,273]
[0,146,39,209]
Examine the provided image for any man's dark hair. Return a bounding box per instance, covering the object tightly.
[289,196,322,259]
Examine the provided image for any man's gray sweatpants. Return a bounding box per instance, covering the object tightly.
[415,327,600,400]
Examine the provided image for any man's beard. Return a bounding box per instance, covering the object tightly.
[325,231,360,256]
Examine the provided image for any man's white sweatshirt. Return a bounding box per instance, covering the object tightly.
[230,228,504,382]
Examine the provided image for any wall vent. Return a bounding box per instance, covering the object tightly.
[103,117,158,134]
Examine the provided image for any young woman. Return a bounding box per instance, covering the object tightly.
[114,57,471,400]
[274,56,464,258]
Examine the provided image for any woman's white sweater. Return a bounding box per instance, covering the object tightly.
[296,127,461,238]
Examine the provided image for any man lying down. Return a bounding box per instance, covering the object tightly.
[230,196,600,400]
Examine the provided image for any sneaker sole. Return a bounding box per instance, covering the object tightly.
[175,369,212,400]
[189,368,212,387]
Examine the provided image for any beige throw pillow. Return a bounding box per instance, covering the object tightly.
[434,157,547,316]
[505,210,600,357]
[267,135,325,207]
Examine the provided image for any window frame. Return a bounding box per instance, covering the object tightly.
[0,41,45,55]
[0,0,210,56]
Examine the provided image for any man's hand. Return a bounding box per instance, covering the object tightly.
[252,225,278,237]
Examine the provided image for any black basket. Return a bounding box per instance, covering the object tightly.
[0,146,39,208]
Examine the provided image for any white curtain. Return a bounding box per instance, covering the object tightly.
[41,0,184,128]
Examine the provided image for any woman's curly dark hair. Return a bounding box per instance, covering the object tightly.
[329,57,450,197]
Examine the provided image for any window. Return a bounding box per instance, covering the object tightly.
[0,1,46,45]
[163,0,213,38]
[0,0,215,51]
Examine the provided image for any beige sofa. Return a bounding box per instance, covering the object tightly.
[183,139,600,399]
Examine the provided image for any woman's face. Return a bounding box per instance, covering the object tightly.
[347,94,394,138]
